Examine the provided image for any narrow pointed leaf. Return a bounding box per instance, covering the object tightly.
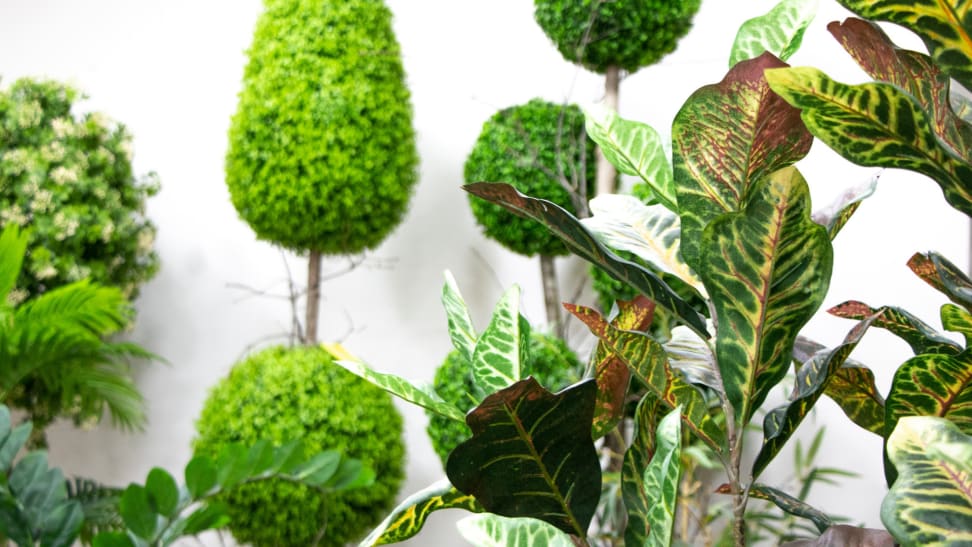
[0,225,28,302]
[942,303,972,345]
[567,304,726,453]
[730,0,818,66]
[836,0,972,93]
[674,53,813,271]
[701,167,832,423]
[326,344,465,423]
[464,182,709,336]
[811,173,878,239]
[765,66,972,217]
[622,395,664,547]
[825,363,886,435]
[566,296,653,439]
[717,482,833,533]
[442,271,477,364]
[456,514,576,547]
[642,407,683,547]
[882,416,972,545]
[753,315,877,478]
[583,105,676,211]
[360,478,484,546]
[581,194,702,289]
[908,252,972,311]
[885,349,972,438]
[446,378,600,537]
[471,285,528,398]
[829,301,961,355]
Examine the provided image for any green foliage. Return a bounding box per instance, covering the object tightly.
[0,77,159,301]
[533,0,701,74]
[193,345,405,546]
[426,331,584,465]
[0,224,150,438]
[362,479,484,546]
[464,99,595,257]
[225,0,418,254]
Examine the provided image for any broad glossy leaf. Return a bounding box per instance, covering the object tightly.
[828,17,972,161]
[942,303,972,345]
[567,304,726,452]
[184,456,217,499]
[765,67,972,217]
[464,183,709,336]
[730,0,817,66]
[327,344,465,423]
[39,501,84,547]
[674,53,813,272]
[908,252,972,311]
[825,363,886,435]
[470,284,529,398]
[882,416,972,544]
[583,105,676,211]
[456,514,575,547]
[144,468,179,518]
[885,349,972,437]
[830,300,961,355]
[836,0,972,92]
[360,478,484,546]
[289,450,340,485]
[182,502,230,536]
[753,315,876,478]
[716,483,832,533]
[701,167,832,423]
[446,378,600,537]
[0,420,31,472]
[322,456,375,492]
[811,173,878,239]
[622,395,664,547]
[92,532,136,547]
[442,271,477,364]
[642,407,683,547]
[9,452,69,533]
[581,194,702,289]
[566,297,653,440]
[118,485,158,541]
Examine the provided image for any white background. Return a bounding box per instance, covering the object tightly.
[0,0,967,544]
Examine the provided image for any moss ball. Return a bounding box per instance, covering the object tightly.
[464,98,596,257]
[193,345,405,546]
[426,332,584,465]
[534,0,701,74]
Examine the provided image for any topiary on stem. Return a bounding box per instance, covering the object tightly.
[193,345,405,546]
[225,0,418,343]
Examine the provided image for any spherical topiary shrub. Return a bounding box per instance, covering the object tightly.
[533,0,702,74]
[464,99,596,257]
[194,345,405,546]
[0,77,159,302]
[426,332,584,466]
[225,0,418,255]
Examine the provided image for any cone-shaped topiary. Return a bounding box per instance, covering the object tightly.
[426,331,584,466]
[193,345,406,546]
[0,77,159,302]
[464,98,596,257]
[533,0,702,74]
[225,0,418,255]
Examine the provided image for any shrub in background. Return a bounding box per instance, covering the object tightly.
[0,77,159,302]
[193,345,405,547]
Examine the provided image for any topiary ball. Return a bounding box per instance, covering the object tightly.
[534,0,702,74]
[464,99,596,257]
[225,0,419,255]
[0,78,159,302]
[426,332,584,466]
[193,345,405,547]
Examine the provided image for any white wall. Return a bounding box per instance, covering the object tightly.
[0,0,967,544]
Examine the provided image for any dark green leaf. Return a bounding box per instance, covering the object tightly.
[322,456,374,492]
[184,456,218,499]
[92,531,136,547]
[0,422,31,472]
[266,440,305,475]
[118,484,158,541]
[38,500,84,547]
[446,378,600,538]
[829,300,961,355]
[361,479,484,546]
[214,444,251,489]
[622,395,664,546]
[289,449,340,485]
[716,483,833,533]
[182,502,231,535]
[145,468,179,518]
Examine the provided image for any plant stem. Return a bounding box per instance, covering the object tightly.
[305,250,321,345]
[595,64,620,197]
[540,254,562,335]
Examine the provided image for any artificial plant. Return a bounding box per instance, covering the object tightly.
[225,0,418,344]
[464,99,596,332]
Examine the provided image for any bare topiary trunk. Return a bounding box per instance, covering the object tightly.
[595,64,621,196]
[540,255,562,335]
[305,250,321,345]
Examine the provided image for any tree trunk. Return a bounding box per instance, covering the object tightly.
[540,255,561,335]
[595,64,621,197]
[305,250,322,345]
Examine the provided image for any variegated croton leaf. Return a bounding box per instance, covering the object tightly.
[360,479,484,546]
[730,0,818,67]
[908,252,972,311]
[622,394,664,547]
[829,300,962,356]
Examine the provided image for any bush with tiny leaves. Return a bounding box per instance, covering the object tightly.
[225,0,418,254]
[193,345,405,547]
[464,99,596,257]
[426,331,584,466]
[0,77,159,302]
[534,0,702,74]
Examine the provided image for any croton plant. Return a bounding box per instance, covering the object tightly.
[333,0,972,545]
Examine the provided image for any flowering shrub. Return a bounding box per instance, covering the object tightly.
[0,78,159,302]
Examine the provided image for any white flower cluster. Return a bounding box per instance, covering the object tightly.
[50,165,79,185]
[15,101,42,128]
[0,206,28,226]
[52,211,80,240]
[50,117,76,139]
[29,189,54,214]
[1,149,30,175]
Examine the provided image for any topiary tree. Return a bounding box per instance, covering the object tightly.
[193,345,406,546]
[0,77,159,303]
[225,0,418,344]
[464,99,596,333]
[533,0,701,195]
[426,331,584,465]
